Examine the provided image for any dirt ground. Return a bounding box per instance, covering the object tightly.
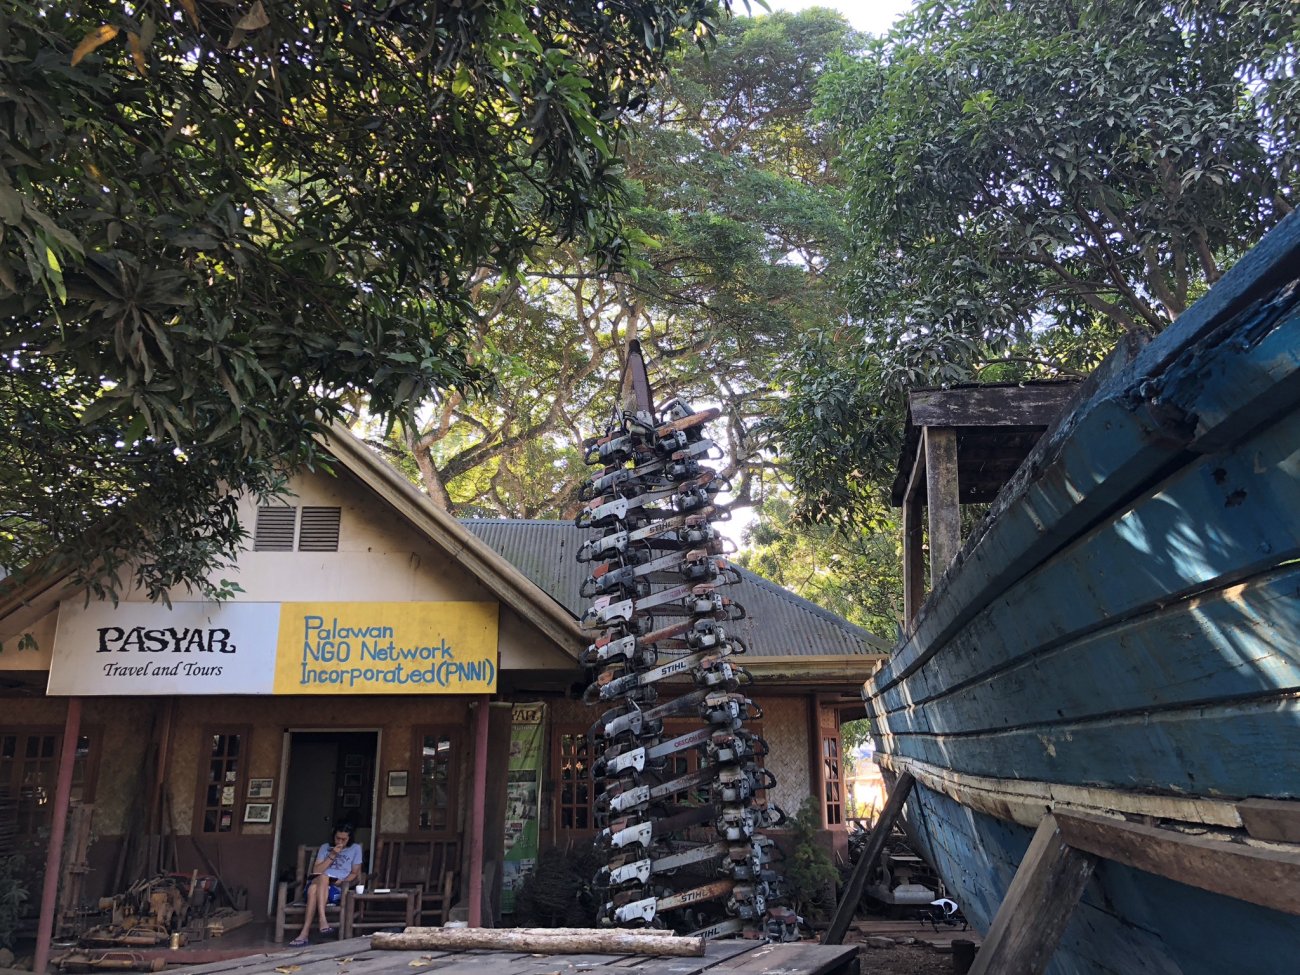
[842,917,979,975]
[853,941,956,975]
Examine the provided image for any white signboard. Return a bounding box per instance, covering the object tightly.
[47,599,499,696]
[50,601,280,695]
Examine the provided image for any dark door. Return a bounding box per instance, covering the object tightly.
[278,730,378,879]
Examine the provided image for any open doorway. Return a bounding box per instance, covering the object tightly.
[276,730,380,885]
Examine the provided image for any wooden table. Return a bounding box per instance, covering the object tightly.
[173,933,860,975]
[341,888,420,939]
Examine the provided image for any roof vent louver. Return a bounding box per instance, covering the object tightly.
[298,506,341,552]
[254,507,296,551]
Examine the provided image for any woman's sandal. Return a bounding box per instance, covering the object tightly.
[319,926,337,937]
[288,937,310,947]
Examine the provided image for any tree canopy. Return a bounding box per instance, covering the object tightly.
[0,0,740,600]
[366,9,860,520]
[773,0,1299,526]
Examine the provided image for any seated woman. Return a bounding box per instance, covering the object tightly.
[289,824,363,946]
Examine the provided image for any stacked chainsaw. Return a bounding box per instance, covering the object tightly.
[577,342,788,940]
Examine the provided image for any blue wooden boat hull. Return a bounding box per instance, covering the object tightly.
[909,785,1300,975]
[865,213,1300,974]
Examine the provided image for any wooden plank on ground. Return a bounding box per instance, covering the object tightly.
[418,951,565,975]
[606,953,655,968]
[500,953,656,975]
[174,939,369,975]
[969,814,1096,975]
[206,910,255,936]
[1055,811,1300,917]
[710,943,858,975]
[502,945,750,975]
[620,940,755,975]
[336,949,455,975]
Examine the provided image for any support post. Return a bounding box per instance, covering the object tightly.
[467,695,491,928]
[822,771,915,945]
[968,814,1097,975]
[34,697,82,975]
[924,427,961,584]
[902,436,928,623]
[149,697,176,873]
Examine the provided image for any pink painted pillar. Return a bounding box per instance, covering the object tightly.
[34,697,82,974]
[467,695,490,927]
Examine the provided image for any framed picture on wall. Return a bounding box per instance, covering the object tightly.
[344,753,364,769]
[387,771,408,797]
[342,793,361,808]
[244,802,273,823]
[343,772,363,788]
[248,778,274,799]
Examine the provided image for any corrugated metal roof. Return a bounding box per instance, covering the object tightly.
[461,519,891,659]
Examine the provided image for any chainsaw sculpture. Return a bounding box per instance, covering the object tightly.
[577,342,792,941]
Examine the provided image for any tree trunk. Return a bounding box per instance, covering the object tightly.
[371,928,705,957]
[407,429,453,512]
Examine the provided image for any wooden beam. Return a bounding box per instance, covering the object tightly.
[968,814,1097,975]
[1055,811,1300,917]
[822,771,915,945]
[34,698,82,974]
[904,428,928,503]
[467,695,490,927]
[907,384,1078,429]
[902,427,928,623]
[924,427,960,583]
[1237,799,1300,843]
[902,496,925,624]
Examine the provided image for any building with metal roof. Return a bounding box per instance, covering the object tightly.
[462,519,892,666]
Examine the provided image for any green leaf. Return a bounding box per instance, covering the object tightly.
[0,186,23,226]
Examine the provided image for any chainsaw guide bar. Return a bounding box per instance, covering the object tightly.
[576,341,791,942]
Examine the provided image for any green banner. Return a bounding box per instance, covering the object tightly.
[501,701,545,913]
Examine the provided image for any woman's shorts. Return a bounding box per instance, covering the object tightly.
[303,877,342,905]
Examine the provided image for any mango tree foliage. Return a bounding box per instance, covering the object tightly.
[376,10,860,518]
[774,0,1299,526]
[0,0,737,600]
[736,495,902,638]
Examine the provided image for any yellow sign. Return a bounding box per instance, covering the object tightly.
[273,602,498,694]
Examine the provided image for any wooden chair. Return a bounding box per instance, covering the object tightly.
[394,842,432,893]
[418,839,459,925]
[369,836,459,926]
[274,844,362,942]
